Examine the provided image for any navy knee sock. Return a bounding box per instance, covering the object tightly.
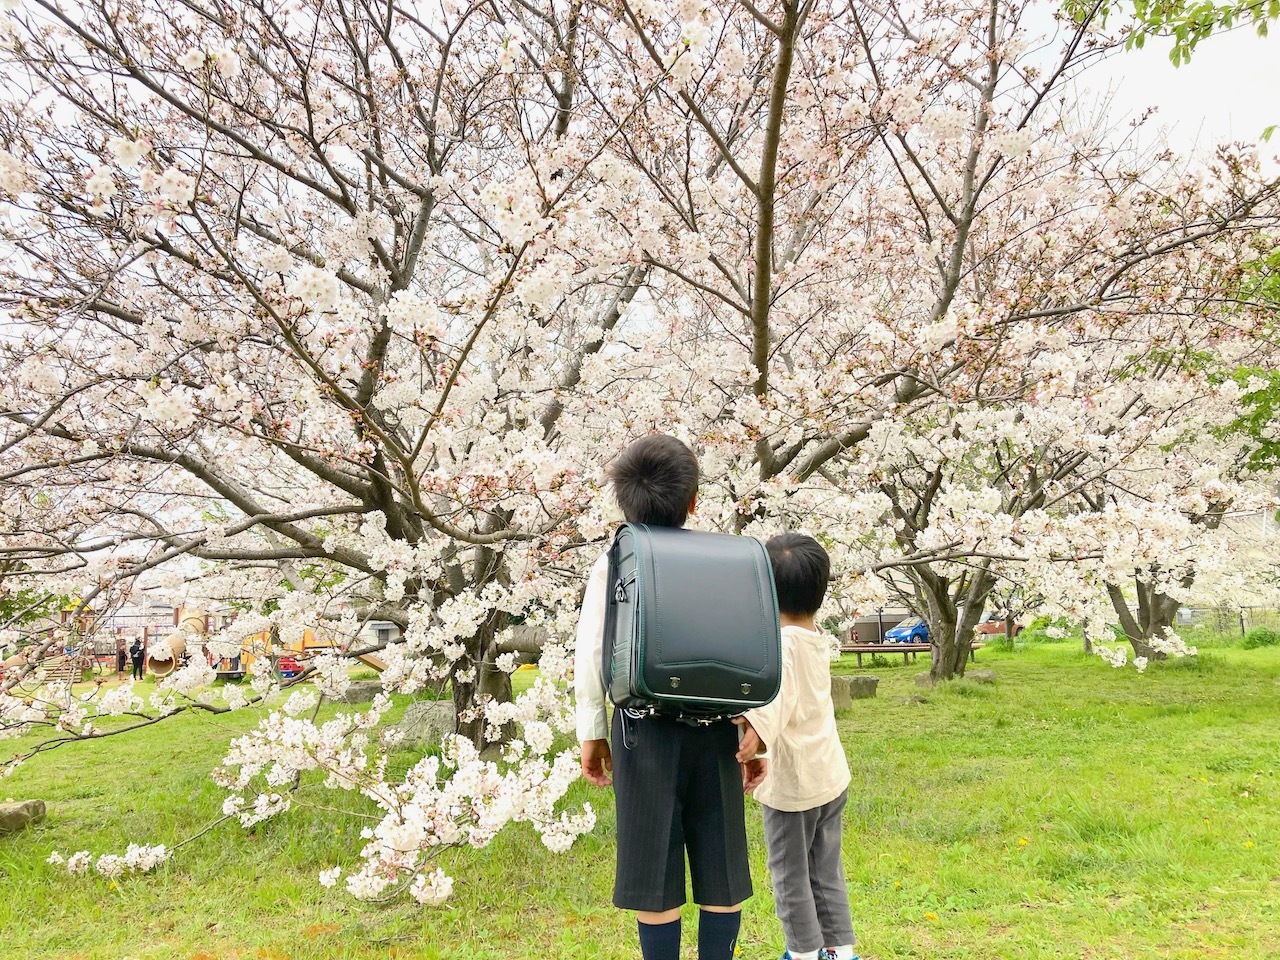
[698,909,741,960]
[637,918,681,960]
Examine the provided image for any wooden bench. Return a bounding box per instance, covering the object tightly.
[839,641,983,668]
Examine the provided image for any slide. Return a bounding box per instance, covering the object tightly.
[353,652,386,672]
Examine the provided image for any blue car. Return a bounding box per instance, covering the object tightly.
[883,616,928,644]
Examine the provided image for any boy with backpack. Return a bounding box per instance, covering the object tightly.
[739,533,858,960]
[576,434,768,960]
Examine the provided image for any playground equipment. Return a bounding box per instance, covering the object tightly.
[0,651,90,685]
[147,609,206,677]
[353,652,387,671]
[146,634,186,677]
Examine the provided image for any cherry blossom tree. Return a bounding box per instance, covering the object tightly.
[1085,251,1280,660]
[3,0,1279,900]
[582,0,1280,678]
[1,0,632,899]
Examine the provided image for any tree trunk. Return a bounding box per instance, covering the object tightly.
[1106,581,1178,661]
[452,610,515,750]
[918,571,992,682]
[930,622,972,681]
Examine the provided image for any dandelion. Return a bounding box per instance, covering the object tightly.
[1017,837,1030,846]
[924,911,939,921]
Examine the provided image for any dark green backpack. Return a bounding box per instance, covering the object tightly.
[601,523,782,718]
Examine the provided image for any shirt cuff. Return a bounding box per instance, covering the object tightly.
[576,705,609,743]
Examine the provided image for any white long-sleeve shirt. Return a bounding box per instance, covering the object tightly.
[574,552,611,742]
[745,625,851,812]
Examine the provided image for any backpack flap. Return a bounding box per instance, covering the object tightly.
[632,525,781,713]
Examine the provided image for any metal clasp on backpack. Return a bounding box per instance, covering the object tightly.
[614,574,635,603]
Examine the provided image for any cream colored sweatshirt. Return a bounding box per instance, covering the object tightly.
[745,625,852,812]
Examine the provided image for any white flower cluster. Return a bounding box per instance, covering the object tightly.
[482,675,576,743]
[514,255,574,315]
[383,290,443,337]
[220,791,292,827]
[882,80,926,129]
[258,244,294,273]
[162,656,218,698]
[17,355,60,394]
[282,688,319,717]
[248,660,280,700]
[0,148,32,195]
[1,691,47,736]
[310,652,352,700]
[47,844,169,879]
[539,804,597,854]
[339,734,588,905]
[157,166,195,206]
[496,23,528,75]
[96,683,143,717]
[137,380,196,430]
[989,127,1034,159]
[1095,645,1128,668]
[408,867,454,905]
[922,105,970,142]
[222,684,249,710]
[107,136,149,169]
[178,46,240,78]
[287,265,341,312]
[85,166,117,213]
[213,47,242,79]
[916,313,958,353]
[215,695,392,823]
[479,177,552,247]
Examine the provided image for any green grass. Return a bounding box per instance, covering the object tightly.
[2,647,1279,959]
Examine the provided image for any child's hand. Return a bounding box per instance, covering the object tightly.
[732,717,764,762]
[580,738,613,787]
[740,757,767,794]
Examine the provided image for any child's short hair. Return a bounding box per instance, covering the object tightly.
[766,532,830,616]
[607,434,699,528]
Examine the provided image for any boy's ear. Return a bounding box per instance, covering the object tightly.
[687,493,698,516]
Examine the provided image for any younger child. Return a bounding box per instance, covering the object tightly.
[740,533,859,960]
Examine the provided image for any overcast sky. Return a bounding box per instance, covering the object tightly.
[1082,23,1280,161]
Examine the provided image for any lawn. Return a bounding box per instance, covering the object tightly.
[2,644,1278,960]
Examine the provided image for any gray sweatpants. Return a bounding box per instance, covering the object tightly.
[761,790,856,954]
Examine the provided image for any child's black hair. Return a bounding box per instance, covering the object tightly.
[607,434,699,528]
[766,532,830,616]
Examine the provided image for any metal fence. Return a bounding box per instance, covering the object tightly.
[1179,606,1280,636]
